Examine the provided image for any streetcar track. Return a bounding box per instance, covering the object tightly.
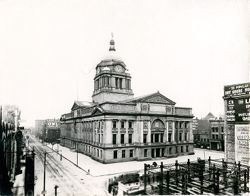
[32,144,72,194]
[31,141,87,194]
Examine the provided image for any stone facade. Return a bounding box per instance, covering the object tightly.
[60,37,194,163]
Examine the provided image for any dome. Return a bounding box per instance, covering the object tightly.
[97,35,126,68]
[102,50,123,62]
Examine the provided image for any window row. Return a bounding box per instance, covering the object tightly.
[113,149,134,159]
[113,133,133,144]
[212,127,224,132]
[112,120,133,129]
[175,121,190,129]
[211,134,224,140]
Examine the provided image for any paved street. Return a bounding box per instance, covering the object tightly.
[29,137,108,196]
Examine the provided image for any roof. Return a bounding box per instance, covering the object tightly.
[120,91,176,105]
[71,101,95,111]
[204,112,215,120]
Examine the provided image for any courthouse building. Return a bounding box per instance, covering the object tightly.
[60,37,194,163]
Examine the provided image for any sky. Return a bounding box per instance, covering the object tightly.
[0,0,249,127]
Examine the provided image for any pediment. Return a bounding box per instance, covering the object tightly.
[140,93,175,105]
[91,106,104,116]
[71,103,80,111]
[71,101,94,111]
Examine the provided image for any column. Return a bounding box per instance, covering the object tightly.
[147,121,151,143]
[189,121,193,142]
[172,121,175,142]
[166,121,169,142]
[111,77,115,88]
[122,78,126,89]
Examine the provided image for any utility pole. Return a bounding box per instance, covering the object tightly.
[42,152,47,196]
[76,142,78,166]
[54,185,58,196]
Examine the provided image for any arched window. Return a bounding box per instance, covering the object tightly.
[151,119,165,131]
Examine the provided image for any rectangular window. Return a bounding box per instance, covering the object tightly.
[212,135,215,139]
[112,121,117,129]
[112,134,116,144]
[143,134,147,143]
[216,135,219,139]
[168,133,172,142]
[169,147,172,154]
[155,134,159,143]
[181,146,183,153]
[122,150,126,158]
[179,133,182,141]
[160,134,164,143]
[221,127,224,132]
[129,150,133,157]
[128,134,132,144]
[185,122,188,128]
[128,121,133,129]
[113,150,117,159]
[121,134,125,144]
[144,149,148,157]
[186,146,189,152]
[121,121,125,129]
[151,134,154,143]
[184,133,187,141]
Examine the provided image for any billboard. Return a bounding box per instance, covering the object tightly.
[224,83,250,98]
[226,98,250,122]
[46,119,59,128]
[235,124,250,166]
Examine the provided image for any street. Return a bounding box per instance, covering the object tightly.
[29,137,108,196]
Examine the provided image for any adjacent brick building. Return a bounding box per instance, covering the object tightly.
[193,113,225,151]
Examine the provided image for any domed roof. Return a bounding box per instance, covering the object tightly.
[97,35,126,68]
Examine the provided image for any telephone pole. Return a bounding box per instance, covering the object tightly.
[42,152,47,196]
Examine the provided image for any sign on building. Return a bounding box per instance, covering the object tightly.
[224,82,250,165]
[235,125,250,166]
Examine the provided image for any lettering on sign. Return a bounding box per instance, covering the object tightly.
[235,125,250,166]
[224,83,250,98]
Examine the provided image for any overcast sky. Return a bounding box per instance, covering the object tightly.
[0,0,249,126]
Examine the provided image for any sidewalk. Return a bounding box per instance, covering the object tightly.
[46,143,224,177]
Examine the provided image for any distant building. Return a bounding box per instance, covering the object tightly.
[193,113,225,151]
[35,119,45,138]
[60,37,194,163]
[35,119,60,144]
[209,118,224,151]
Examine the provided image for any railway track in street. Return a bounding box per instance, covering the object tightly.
[29,138,94,195]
